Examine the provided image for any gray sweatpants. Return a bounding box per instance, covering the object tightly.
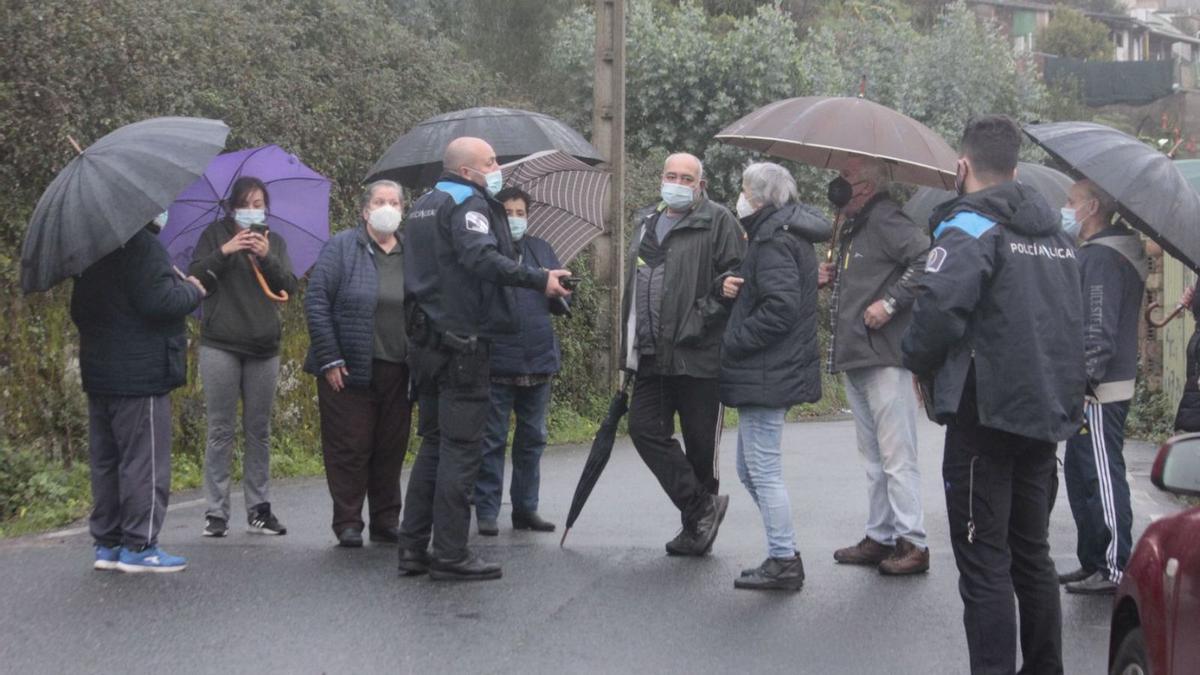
[88,394,173,549]
[199,345,280,521]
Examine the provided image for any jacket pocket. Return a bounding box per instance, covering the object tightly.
[675,300,706,347]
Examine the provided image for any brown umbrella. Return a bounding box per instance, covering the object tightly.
[500,150,611,265]
[714,96,958,190]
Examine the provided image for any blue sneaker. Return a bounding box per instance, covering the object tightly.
[116,546,188,573]
[93,544,120,571]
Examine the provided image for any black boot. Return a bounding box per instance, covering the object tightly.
[734,554,805,591]
[337,528,363,548]
[512,511,556,532]
[429,551,503,582]
[398,547,431,576]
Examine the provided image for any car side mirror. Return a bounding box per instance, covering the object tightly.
[1151,433,1200,498]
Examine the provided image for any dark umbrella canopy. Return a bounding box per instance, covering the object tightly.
[715,96,958,189]
[365,107,604,189]
[560,386,630,547]
[21,116,230,293]
[902,162,1074,231]
[500,150,610,265]
[1024,121,1200,269]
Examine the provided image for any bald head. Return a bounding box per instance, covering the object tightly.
[443,136,499,188]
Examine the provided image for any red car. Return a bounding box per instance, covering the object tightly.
[1109,433,1200,675]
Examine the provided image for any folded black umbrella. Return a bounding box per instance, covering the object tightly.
[20,116,230,293]
[365,107,604,190]
[902,161,1073,231]
[1024,121,1200,269]
[560,382,631,547]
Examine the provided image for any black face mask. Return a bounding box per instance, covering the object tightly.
[827,176,853,208]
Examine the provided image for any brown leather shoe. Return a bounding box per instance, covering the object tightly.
[833,537,894,565]
[878,537,930,575]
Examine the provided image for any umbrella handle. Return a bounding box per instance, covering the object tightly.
[1145,302,1185,328]
[825,212,844,264]
[248,255,288,303]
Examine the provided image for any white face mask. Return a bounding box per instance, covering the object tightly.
[368,204,402,235]
[1060,207,1081,240]
[233,208,265,228]
[736,193,756,219]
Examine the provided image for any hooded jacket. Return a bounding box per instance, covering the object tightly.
[1077,226,1147,403]
[719,203,829,408]
[620,196,745,379]
[828,194,930,373]
[901,181,1086,443]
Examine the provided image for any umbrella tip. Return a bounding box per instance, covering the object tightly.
[559,529,569,548]
[67,135,84,155]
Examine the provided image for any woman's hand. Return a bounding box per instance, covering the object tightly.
[324,366,349,392]
[1180,284,1195,309]
[220,229,257,256]
[248,232,270,259]
[722,276,744,299]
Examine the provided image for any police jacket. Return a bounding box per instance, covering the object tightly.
[70,227,203,397]
[901,181,1086,443]
[719,203,828,408]
[620,197,745,379]
[489,235,563,377]
[1077,227,1147,403]
[403,174,549,340]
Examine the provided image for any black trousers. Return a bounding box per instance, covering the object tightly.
[1064,399,1132,582]
[944,415,1063,675]
[398,341,490,561]
[627,357,722,525]
[317,360,411,534]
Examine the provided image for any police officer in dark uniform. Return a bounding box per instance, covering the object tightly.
[396,137,572,581]
[901,115,1085,674]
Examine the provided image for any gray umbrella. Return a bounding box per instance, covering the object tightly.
[500,150,610,265]
[1024,121,1200,269]
[21,116,230,293]
[902,162,1074,231]
[364,107,603,189]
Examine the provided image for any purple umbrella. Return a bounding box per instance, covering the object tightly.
[159,144,331,275]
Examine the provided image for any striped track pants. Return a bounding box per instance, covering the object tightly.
[1063,399,1133,583]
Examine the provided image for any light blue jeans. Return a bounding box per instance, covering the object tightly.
[842,366,926,549]
[735,406,796,559]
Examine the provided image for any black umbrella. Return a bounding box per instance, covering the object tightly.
[902,161,1074,230]
[1024,121,1200,269]
[364,107,604,189]
[560,382,631,547]
[21,116,230,293]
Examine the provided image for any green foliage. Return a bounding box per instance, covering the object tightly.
[1127,379,1175,443]
[1038,7,1113,61]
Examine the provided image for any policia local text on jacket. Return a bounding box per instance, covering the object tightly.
[71,226,204,552]
[621,196,745,537]
[901,180,1085,674]
[397,174,549,569]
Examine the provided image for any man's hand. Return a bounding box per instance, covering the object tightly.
[818,262,836,289]
[863,299,893,330]
[220,229,257,256]
[722,276,745,299]
[324,366,349,392]
[247,232,270,259]
[184,275,207,297]
[545,269,573,298]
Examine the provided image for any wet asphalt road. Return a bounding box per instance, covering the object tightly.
[0,417,1182,674]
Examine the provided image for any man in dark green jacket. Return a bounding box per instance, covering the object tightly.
[621,152,745,557]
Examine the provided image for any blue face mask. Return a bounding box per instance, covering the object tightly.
[660,182,694,210]
[469,167,504,197]
[508,216,528,241]
[234,208,265,229]
[1061,207,1081,239]
[152,211,169,230]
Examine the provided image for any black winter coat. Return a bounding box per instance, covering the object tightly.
[901,181,1086,443]
[1175,292,1200,431]
[720,203,829,408]
[70,227,203,397]
[489,236,563,377]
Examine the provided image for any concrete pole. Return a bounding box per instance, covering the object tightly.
[591,0,626,388]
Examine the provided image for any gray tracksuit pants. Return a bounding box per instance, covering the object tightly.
[88,394,173,549]
[200,346,279,521]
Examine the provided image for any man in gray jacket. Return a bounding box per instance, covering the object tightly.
[622,152,745,557]
[819,156,932,575]
[1059,179,1147,595]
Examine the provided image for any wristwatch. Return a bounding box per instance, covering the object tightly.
[881,297,897,316]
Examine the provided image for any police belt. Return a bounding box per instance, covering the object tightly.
[407,305,479,354]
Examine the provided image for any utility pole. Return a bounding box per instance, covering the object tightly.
[591,0,625,388]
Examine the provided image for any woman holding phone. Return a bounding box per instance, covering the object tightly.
[189,176,298,538]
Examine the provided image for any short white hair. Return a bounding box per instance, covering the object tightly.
[360,180,404,211]
[741,162,797,208]
[852,157,891,194]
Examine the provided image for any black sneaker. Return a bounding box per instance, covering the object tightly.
[1065,571,1117,595]
[734,554,805,591]
[203,516,228,538]
[247,504,287,535]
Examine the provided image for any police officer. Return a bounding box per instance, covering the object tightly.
[901,115,1085,674]
[396,137,572,581]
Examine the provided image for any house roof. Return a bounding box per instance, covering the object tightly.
[966,0,1200,46]
[965,0,1056,11]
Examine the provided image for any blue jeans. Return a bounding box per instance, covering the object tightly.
[473,382,552,520]
[735,406,796,559]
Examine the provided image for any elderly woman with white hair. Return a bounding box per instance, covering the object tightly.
[719,162,830,591]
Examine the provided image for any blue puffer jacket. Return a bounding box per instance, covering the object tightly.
[304,225,383,389]
[489,236,563,377]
